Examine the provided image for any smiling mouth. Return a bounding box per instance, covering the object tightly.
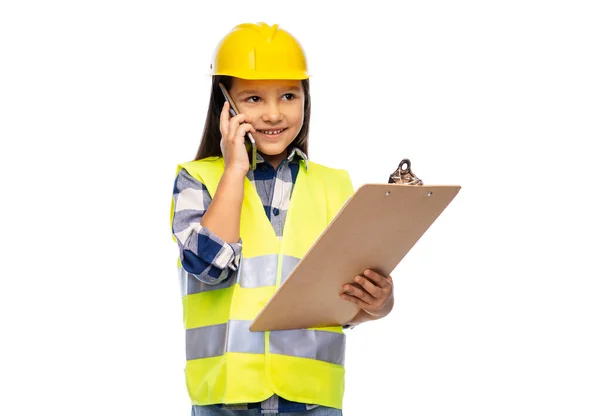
[258,128,287,135]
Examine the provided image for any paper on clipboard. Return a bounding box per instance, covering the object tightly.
[249,182,461,332]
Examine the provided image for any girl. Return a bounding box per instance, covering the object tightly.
[171,22,394,416]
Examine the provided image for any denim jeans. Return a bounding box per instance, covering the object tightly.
[191,405,343,416]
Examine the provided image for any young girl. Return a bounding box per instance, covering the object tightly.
[171,22,394,415]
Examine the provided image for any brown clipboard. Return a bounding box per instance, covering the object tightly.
[249,183,461,332]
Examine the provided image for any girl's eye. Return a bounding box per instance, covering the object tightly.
[247,96,261,103]
[282,93,296,101]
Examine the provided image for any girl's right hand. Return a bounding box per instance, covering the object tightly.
[220,101,256,175]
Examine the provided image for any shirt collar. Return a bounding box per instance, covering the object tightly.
[255,147,309,170]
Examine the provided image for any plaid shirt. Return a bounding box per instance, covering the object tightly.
[172,148,322,414]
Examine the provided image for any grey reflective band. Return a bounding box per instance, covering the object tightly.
[187,322,345,365]
[186,323,226,360]
[280,256,301,284]
[180,254,291,296]
[186,320,264,360]
[237,255,278,288]
[179,267,235,297]
[270,330,346,365]
[227,320,264,353]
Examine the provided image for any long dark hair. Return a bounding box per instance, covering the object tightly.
[194,75,311,160]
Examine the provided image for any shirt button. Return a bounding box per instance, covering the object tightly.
[261,165,268,172]
[273,208,280,216]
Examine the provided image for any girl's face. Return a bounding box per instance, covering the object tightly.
[229,78,305,167]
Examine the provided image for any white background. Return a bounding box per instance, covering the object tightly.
[1,0,599,415]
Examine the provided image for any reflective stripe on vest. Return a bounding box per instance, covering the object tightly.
[179,255,301,296]
[186,320,345,365]
[173,157,354,409]
[186,320,264,359]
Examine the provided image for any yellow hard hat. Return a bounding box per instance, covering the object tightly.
[211,22,309,80]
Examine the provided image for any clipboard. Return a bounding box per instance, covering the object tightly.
[249,183,461,332]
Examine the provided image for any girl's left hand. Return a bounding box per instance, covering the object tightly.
[340,269,394,317]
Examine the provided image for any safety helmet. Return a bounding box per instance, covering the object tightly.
[210,22,309,80]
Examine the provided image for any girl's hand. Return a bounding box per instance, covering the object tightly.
[220,101,256,175]
[340,269,394,318]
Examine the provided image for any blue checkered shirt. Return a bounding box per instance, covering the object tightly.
[172,148,323,414]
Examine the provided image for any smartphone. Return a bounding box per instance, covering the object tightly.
[218,83,257,171]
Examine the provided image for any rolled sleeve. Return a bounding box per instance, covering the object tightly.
[172,168,241,284]
[194,227,242,271]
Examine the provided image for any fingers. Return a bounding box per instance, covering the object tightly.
[340,270,394,314]
[340,291,371,310]
[353,275,382,298]
[363,269,392,289]
[219,102,255,173]
[220,101,231,138]
[353,270,392,297]
[220,102,254,142]
[227,119,254,146]
[342,282,376,304]
[228,114,252,139]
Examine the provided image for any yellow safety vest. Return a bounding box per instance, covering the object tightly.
[172,156,354,409]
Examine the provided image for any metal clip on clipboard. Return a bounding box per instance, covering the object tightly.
[388,158,424,185]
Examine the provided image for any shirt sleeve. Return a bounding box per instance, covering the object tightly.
[171,168,242,284]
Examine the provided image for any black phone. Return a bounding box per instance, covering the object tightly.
[218,83,257,171]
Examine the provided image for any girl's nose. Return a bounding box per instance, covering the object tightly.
[261,103,283,123]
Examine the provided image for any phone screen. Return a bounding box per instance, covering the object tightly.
[218,83,257,170]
